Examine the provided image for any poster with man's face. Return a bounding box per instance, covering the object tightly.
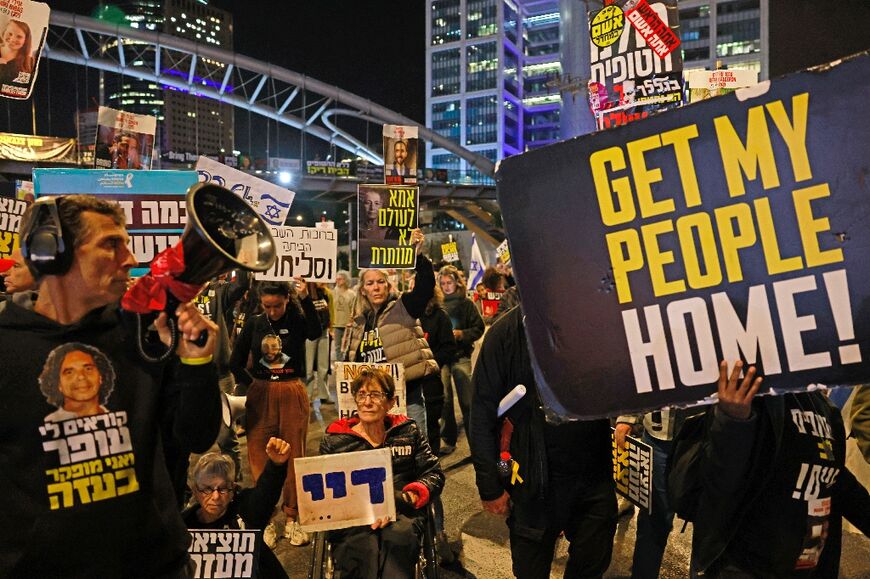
[0,0,49,100]
[383,124,418,185]
[94,106,157,170]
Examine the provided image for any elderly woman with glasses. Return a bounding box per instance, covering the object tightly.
[183,437,292,578]
[320,368,444,579]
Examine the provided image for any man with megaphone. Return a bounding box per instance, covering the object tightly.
[0,189,267,578]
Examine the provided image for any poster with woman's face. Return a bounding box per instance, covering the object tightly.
[0,1,49,100]
[94,106,157,170]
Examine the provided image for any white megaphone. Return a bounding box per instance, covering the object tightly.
[221,393,247,429]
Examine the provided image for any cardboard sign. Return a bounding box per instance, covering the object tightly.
[357,184,419,269]
[94,107,157,170]
[383,125,418,185]
[334,362,407,420]
[295,448,396,532]
[496,53,870,419]
[33,169,199,277]
[0,1,49,100]
[196,156,295,226]
[188,529,260,579]
[612,429,653,513]
[441,241,459,263]
[496,239,511,265]
[255,226,337,283]
[588,0,682,130]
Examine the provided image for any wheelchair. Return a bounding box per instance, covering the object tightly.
[308,502,440,579]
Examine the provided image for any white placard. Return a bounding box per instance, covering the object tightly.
[335,362,407,420]
[196,156,295,226]
[255,226,338,282]
[295,448,396,532]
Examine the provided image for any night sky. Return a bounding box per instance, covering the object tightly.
[4,1,427,156]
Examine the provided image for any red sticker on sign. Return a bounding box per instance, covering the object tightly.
[623,0,681,59]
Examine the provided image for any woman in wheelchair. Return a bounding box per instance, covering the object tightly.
[320,368,445,578]
[182,438,292,579]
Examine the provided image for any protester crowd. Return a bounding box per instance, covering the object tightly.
[0,201,867,579]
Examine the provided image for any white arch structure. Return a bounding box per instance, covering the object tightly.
[44,11,496,176]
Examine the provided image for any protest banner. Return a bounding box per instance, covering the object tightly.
[334,362,407,420]
[612,428,653,513]
[588,0,682,130]
[496,53,870,419]
[295,448,396,532]
[383,124,418,185]
[496,238,511,265]
[0,192,28,258]
[685,69,759,103]
[0,0,49,100]
[33,169,199,277]
[94,107,156,170]
[306,160,351,177]
[357,184,419,269]
[0,132,77,164]
[188,529,260,579]
[196,156,295,226]
[255,226,337,283]
[441,241,459,263]
[623,0,681,59]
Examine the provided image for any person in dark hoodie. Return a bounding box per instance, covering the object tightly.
[0,194,221,578]
[437,264,484,456]
[321,368,444,579]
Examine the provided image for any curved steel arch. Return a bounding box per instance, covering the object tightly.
[45,11,496,175]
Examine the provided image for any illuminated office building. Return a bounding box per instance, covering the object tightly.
[104,0,234,159]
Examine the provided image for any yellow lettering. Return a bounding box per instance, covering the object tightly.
[676,212,722,289]
[605,228,644,304]
[641,220,686,297]
[627,135,672,218]
[714,203,757,283]
[792,183,843,267]
[591,147,636,226]
[714,106,780,197]
[660,125,701,208]
[766,93,812,184]
[753,197,803,274]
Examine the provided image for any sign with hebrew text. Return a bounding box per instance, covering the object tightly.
[188,529,260,579]
[255,226,337,283]
[295,448,396,532]
[612,429,653,513]
[497,53,870,419]
[196,156,295,226]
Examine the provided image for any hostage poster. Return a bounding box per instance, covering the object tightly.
[496,53,870,419]
[357,184,418,269]
[0,0,49,100]
[588,0,682,130]
[94,106,157,170]
[383,124,418,185]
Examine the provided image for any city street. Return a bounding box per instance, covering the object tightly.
[262,404,870,578]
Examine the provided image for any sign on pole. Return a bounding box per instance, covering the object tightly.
[441,241,459,263]
[196,156,295,226]
[357,184,419,269]
[0,1,49,100]
[334,362,407,420]
[383,125,418,185]
[496,53,870,419]
[295,449,396,532]
[94,107,157,170]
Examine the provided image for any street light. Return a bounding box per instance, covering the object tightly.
[278,171,291,185]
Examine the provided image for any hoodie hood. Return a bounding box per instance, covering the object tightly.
[0,298,121,337]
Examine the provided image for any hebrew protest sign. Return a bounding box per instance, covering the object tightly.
[0,0,49,100]
[441,241,459,263]
[295,448,396,532]
[496,239,511,265]
[612,428,653,513]
[588,0,682,130]
[255,226,337,283]
[94,107,156,170]
[383,124,418,185]
[33,169,199,277]
[685,69,759,103]
[497,53,870,419]
[0,193,28,257]
[335,362,407,420]
[0,132,78,164]
[357,184,419,269]
[188,529,260,579]
[196,156,295,227]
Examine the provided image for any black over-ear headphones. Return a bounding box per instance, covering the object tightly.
[20,196,74,276]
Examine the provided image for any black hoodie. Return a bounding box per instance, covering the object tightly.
[0,300,221,578]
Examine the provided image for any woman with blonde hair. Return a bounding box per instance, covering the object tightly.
[0,20,34,85]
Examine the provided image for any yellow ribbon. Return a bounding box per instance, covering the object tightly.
[511,460,524,485]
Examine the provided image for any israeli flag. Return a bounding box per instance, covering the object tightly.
[468,233,485,289]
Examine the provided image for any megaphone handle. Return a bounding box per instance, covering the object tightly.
[164,293,209,348]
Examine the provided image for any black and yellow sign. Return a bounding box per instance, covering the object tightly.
[590,5,625,48]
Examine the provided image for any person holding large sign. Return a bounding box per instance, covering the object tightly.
[344,229,439,435]
[321,368,443,579]
[183,437,293,579]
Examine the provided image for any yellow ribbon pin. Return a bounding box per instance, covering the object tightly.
[511,460,524,485]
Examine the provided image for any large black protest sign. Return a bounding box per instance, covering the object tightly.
[497,53,870,419]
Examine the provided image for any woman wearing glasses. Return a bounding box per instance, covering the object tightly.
[183,437,292,578]
[321,368,444,578]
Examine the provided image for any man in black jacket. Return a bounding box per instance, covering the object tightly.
[0,194,220,578]
[470,305,616,578]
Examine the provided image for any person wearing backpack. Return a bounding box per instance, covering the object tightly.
[690,360,870,577]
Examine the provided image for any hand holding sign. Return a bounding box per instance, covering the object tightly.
[412,228,425,255]
[266,437,292,465]
[293,276,309,299]
[716,361,762,421]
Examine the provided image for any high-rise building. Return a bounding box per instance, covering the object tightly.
[425,0,769,177]
[104,0,234,162]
